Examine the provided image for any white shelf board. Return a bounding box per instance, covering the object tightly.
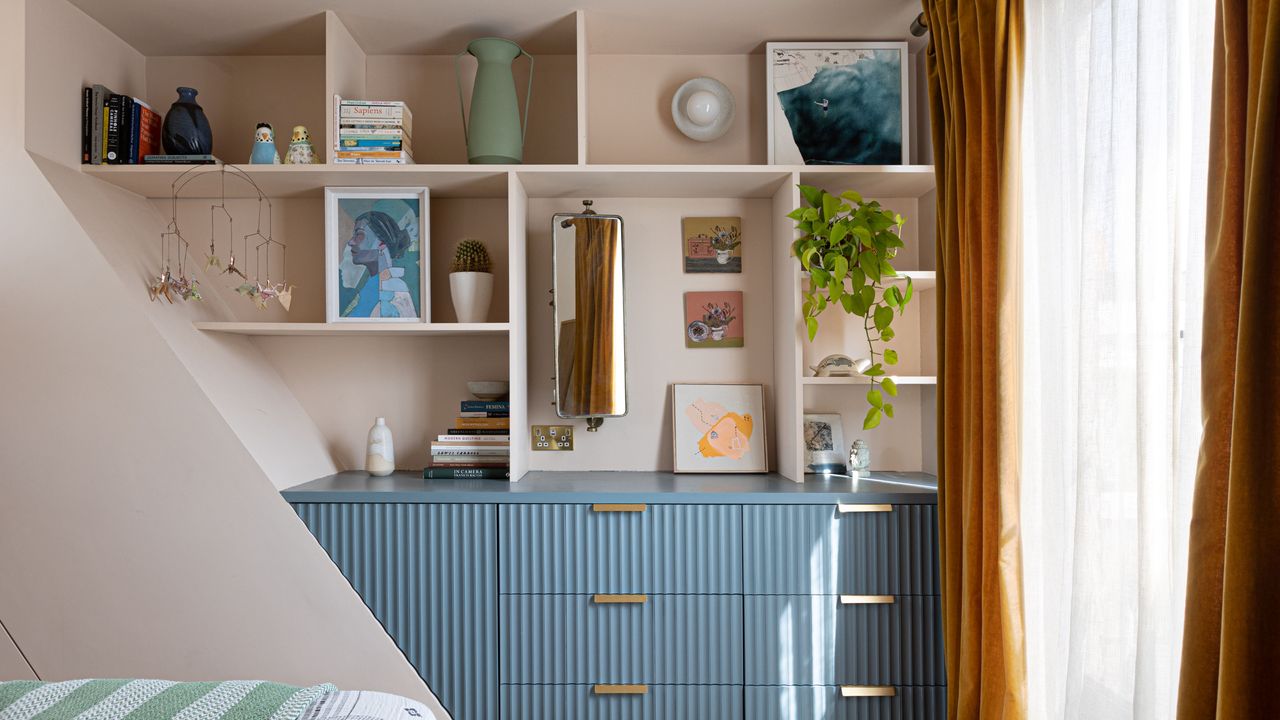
[82,164,512,200]
[84,163,935,201]
[194,321,510,337]
[802,270,936,291]
[802,375,937,386]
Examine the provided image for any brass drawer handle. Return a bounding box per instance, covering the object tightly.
[593,684,647,695]
[839,595,895,605]
[836,503,893,513]
[840,685,896,698]
[593,594,647,604]
[592,503,647,512]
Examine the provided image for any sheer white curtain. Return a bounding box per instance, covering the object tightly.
[1020,0,1213,717]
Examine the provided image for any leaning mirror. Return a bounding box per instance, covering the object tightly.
[552,201,626,428]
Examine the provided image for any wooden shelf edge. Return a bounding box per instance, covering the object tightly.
[193,321,510,337]
[801,375,937,386]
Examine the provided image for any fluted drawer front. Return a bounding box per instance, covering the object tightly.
[501,684,743,720]
[499,504,742,593]
[292,502,497,720]
[744,505,938,595]
[500,594,744,684]
[746,685,946,720]
[745,595,944,686]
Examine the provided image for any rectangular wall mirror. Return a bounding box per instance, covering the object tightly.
[552,203,627,425]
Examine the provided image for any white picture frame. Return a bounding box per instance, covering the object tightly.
[803,413,846,473]
[671,383,769,474]
[325,186,430,322]
[766,41,910,165]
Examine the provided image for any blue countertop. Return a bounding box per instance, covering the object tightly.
[282,470,938,505]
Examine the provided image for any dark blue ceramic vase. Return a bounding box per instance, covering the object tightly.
[161,87,213,155]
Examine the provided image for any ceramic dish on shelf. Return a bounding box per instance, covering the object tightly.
[467,381,509,400]
[671,77,735,142]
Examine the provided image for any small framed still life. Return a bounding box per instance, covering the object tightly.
[671,383,768,473]
[684,290,744,348]
[683,216,742,273]
[766,42,910,165]
[803,413,847,474]
[325,187,429,322]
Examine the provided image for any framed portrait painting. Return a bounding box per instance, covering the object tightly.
[671,383,768,473]
[325,187,430,322]
[767,42,910,165]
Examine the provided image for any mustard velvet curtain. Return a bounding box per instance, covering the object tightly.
[568,216,620,416]
[1177,2,1280,717]
[922,1,1027,718]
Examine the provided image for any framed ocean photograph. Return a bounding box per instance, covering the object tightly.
[767,42,910,165]
[325,187,430,322]
[671,383,768,473]
[803,413,847,473]
[683,216,742,273]
[684,290,744,348]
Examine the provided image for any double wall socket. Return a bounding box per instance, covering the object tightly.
[530,425,574,451]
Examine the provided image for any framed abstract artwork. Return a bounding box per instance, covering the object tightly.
[682,216,742,273]
[803,413,847,473]
[325,187,429,322]
[671,383,768,473]
[766,42,910,165]
[684,290,744,348]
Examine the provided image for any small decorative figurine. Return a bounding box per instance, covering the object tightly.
[809,353,870,377]
[849,439,871,477]
[249,122,280,164]
[283,125,318,164]
[162,86,213,155]
[366,417,395,476]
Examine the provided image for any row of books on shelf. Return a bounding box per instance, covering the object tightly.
[80,85,162,165]
[423,400,509,479]
[333,96,415,165]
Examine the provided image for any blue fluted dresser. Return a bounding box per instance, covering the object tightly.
[283,471,944,720]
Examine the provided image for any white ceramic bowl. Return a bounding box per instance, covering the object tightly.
[467,381,509,401]
[671,77,735,142]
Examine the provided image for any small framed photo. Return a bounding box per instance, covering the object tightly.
[672,383,768,473]
[683,216,742,273]
[767,42,910,165]
[325,187,429,322]
[684,290,744,348]
[804,413,847,474]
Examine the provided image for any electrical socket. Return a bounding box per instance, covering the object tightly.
[530,425,574,451]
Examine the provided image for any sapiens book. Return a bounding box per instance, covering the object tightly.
[144,154,220,164]
[460,401,509,412]
[334,95,415,136]
[423,467,510,480]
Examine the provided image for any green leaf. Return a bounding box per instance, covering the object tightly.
[799,184,823,208]
[822,192,841,222]
[884,403,895,419]
[883,286,900,310]
[810,267,830,286]
[803,208,820,222]
[786,207,806,220]
[815,294,827,312]
[882,377,898,396]
[832,255,849,282]
[863,407,882,430]
[874,305,894,332]
[880,259,897,278]
[859,285,875,308]
[859,251,881,282]
[849,290,870,316]
[830,222,849,244]
[840,190,864,204]
[806,316,818,342]
[853,226,873,247]
[840,293,855,313]
[867,389,884,408]
[880,326,896,341]
[884,348,899,366]
[849,267,866,290]
[864,363,885,377]
[903,276,914,305]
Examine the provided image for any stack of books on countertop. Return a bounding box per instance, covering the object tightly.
[424,400,509,479]
[333,96,414,165]
[81,84,163,165]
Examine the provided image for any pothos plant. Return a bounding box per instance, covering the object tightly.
[788,184,913,430]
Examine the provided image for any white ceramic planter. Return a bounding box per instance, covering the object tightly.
[710,325,726,341]
[715,249,731,264]
[366,417,395,477]
[450,271,494,323]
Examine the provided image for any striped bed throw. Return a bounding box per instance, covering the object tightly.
[0,680,336,720]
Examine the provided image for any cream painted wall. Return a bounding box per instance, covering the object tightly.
[2,1,447,713]
[526,197,776,471]
[0,628,36,680]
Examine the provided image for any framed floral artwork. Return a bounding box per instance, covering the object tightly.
[325,187,429,322]
[671,383,768,473]
[684,290,744,348]
[683,216,742,273]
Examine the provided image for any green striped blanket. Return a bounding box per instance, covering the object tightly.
[0,680,336,720]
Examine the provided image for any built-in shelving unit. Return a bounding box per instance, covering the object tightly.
[41,1,938,482]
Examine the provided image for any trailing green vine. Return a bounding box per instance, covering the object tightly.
[788,184,913,430]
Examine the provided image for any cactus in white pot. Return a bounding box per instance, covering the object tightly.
[449,239,494,323]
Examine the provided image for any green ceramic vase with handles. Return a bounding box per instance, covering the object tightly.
[455,37,534,164]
